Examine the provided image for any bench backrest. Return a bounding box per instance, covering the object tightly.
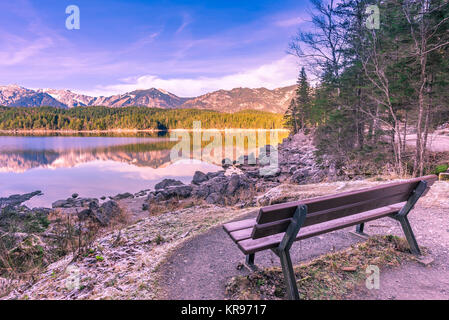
[251,175,437,239]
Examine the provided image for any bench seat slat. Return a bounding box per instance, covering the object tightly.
[230,227,253,242]
[223,218,256,234]
[236,203,404,255]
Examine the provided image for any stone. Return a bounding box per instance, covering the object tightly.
[93,200,121,226]
[52,199,70,208]
[205,193,222,204]
[291,168,311,183]
[192,171,208,185]
[154,179,184,190]
[0,191,43,209]
[71,193,79,199]
[194,178,216,198]
[206,171,224,179]
[160,185,193,199]
[77,208,92,220]
[52,197,99,209]
[226,174,240,195]
[110,192,134,201]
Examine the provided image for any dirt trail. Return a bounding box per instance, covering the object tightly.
[157,205,449,300]
[406,133,449,152]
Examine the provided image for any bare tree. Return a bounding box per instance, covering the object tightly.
[402,0,449,176]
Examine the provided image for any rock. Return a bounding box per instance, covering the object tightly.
[71,193,79,199]
[134,190,148,197]
[142,203,149,211]
[160,185,193,199]
[244,169,260,178]
[52,197,99,209]
[193,175,229,199]
[154,193,166,202]
[205,193,222,204]
[0,191,43,209]
[52,199,70,208]
[154,179,184,190]
[226,174,240,195]
[110,192,134,201]
[77,208,92,220]
[206,171,224,179]
[93,201,121,226]
[291,168,311,184]
[192,171,208,185]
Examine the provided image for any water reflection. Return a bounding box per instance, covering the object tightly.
[0,135,219,207]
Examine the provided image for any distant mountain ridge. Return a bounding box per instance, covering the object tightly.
[0,85,67,108]
[0,84,296,113]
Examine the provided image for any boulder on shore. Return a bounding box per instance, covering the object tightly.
[192,171,208,185]
[0,191,42,209]
[154,179,184,190]
[110,192,134,201]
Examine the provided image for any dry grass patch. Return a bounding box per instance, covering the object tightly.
[225,235,425,300]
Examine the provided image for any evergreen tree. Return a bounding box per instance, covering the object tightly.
[284,98,299,133]
[295,67,312,128]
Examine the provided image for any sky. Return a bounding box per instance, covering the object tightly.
[0,0,312,97]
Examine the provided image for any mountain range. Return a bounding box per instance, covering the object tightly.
[0,84,295,114]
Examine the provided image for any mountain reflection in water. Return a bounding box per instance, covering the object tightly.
[0,135,221,207]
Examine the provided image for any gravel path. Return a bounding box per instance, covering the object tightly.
[157,204,449,300]
[406,133,449,152]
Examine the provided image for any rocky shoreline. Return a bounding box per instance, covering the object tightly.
[1,131,324,227]
[29,131,324,221]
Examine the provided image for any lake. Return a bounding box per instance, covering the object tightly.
[0,134,221,207]
[0,131,288,207]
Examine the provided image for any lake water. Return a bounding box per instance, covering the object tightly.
[0,131,288,207]
[0,134,221,207]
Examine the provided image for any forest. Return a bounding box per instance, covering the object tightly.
[284,0,449,177]
[0,106,285,131]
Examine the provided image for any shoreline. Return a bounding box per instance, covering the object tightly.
[0,128,289,135]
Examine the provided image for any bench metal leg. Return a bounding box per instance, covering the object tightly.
[246,253,255,266]
[276,204,307,300]
[390,180,427,256]
[279,249,299,300]
[356,223,365,234]
[397,216,421,255]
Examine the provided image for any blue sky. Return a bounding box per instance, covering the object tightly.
[0,0,312,97]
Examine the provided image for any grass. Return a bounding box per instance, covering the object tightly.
[225,235,424,300]
[434,163,448,174]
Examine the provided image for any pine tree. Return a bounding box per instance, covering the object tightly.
[284,98,298,133]
[295,67,311,128]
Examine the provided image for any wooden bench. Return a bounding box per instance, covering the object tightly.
[223,175,437,300]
